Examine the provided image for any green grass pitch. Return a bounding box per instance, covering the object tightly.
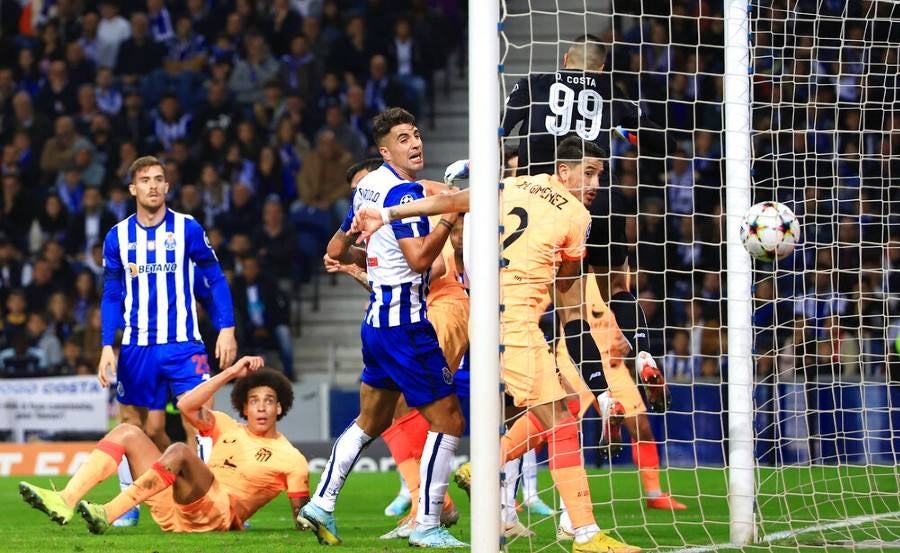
[3,466,897,552]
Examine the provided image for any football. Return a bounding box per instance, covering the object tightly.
[740,201,800,262]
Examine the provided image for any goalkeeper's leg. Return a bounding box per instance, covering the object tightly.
[623,414,687,511]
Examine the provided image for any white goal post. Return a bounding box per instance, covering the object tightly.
[468,1,503,552]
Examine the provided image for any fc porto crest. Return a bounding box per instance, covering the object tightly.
[164,232,177,251]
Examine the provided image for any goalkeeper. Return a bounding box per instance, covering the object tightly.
[501,34,684,513]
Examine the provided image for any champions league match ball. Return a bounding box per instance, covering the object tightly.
[740,201,800,262]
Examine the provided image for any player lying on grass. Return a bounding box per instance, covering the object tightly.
[353,136,641,553]
[19,356,310,534]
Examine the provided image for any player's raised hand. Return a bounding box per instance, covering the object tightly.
[228,355,265,378]
[216,327,238,370]
[97,345,117,388]
[443,159,469,184]
[351,207,386,242]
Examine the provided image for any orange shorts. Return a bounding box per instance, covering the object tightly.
[428,300,469,373]
[501,319,567,408]
[145,479,241,532]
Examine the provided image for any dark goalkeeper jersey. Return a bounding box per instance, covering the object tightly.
[502,70,669,269]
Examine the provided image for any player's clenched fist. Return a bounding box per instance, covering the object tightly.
[226,356,265,378]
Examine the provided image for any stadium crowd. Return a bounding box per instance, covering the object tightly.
[0,0,896,385]
[0,0,464,379]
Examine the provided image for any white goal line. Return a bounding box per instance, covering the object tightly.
[667,511,900,553]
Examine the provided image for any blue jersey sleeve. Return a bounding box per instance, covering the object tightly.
[339,200,355,233]
[384,182,429,240]
[185,218,235,329]
[100,229,124,346]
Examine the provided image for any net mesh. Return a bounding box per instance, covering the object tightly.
[494,0,900,551]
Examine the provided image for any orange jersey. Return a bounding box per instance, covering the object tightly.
[427,237,468,307]
[201,411,310,524]
[500,174,591,325]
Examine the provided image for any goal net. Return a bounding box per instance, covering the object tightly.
[488,0,900,551]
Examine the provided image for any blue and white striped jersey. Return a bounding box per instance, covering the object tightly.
[350,164,431,328]
[101,209,234,346]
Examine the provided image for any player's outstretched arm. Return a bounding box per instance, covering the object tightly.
[177,356,264,433]
[351,189,471,241]
[323,253,371,291]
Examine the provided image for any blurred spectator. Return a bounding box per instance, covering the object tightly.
[25,258,59,313]
[323,104,366,161]
[114,12,166,92]
[66,186,116,259]
[329,15,376,84]
[193,80,235,140]
[14,48,41,99]
[364,54,406,114]
[46,291,76,343]
[296,129,353,214]
[65,42,96,90]
[254,196,299,285]
[0,236,25,299]
[5,91,51,147]
[175,183,205,222]
[26,312,62,369]
[114,92,153,152]
[385,17,428,120]
[41,240,75,294]
[71,270,98,328]
[36,60,76,118]
[664,328,693,382]
[0,329,48,376]
[4,289,28,340]
[199,162,230,227]
[345,84,374,150]
[39,116,90,181]
[28,194,68,254]
[55,165,85,214]
[1,174,35,250]
[265,0,304,58]
[96,1,131,69]
[280,33,323,102]
[255,146,287,201]
[162,14,209,109]
[216,182,260,239]
[153,93,192,151]
[147,0,175,44]
[233,255,294,381]
[228,34,279,107]
[78,11,101,65]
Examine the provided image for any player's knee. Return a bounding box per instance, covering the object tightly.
[115,422,144,442]
[161,442,192,465]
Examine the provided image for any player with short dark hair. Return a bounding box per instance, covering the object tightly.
[297,108,467,549]
[18,356,310,534]
[98,155,238,527]
[353,135,641,553]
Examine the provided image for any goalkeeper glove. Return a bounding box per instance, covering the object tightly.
[443,159,469,184]
[613,125,638,145]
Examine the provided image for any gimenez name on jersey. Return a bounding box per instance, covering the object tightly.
[127,262,178,276]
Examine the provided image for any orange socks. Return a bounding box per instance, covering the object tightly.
[501,412,547,463]
[632,440,662,496]
[60,440,124,507]
[548,416,595,529]
[104,462,176,522]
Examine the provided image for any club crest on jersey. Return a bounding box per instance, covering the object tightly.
[442,366,453,385]
[165,233,177,250]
